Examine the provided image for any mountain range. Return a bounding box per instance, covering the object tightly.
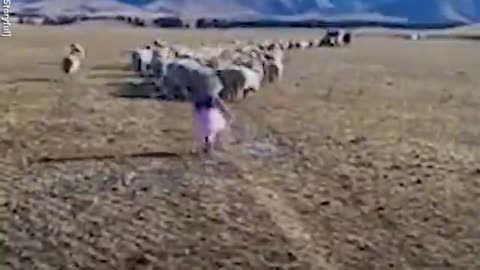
[12,0,480,24]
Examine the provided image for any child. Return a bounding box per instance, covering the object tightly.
[192,93,233,155]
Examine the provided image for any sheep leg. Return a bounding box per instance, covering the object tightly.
[243,88,255,99]
[225,84,235,102]
[151,78,166,99]
[235,86,243,101]
[150,87,162,99]
[180,87,188,101]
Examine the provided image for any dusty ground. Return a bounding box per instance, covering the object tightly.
[0,25,479,270]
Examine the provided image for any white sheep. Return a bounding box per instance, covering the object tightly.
[216,50,267,100]
[263,58,283,83]
[156,46,175,59]
[61,43,85,76]
[61,53,82,76]
[69,43,85,60]
[153,39,168,48]
[217,67,247,101]
[322,29,352,47]
[130,45,158,77]
[288,40,297,49]
[196,46,225,59]
[298,40,310,49]
[242,58,265,96]
[153,58,223,101]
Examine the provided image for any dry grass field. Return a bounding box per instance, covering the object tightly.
[1,24,479,270]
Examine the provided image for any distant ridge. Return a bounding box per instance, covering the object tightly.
[9,0,477,29]
[11,0,480,24]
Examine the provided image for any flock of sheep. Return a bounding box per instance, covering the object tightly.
[127,29,351,102]
[61,29,351,103]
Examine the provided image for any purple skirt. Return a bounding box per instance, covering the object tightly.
[193,107,227,145]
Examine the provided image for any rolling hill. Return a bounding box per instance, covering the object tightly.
[11,0,480,24]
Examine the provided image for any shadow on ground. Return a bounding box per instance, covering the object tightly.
[88,73,136,80]
[90,64,131,72]
[107,81,154,99]
[8,77,56,83]
[108,80,191,103]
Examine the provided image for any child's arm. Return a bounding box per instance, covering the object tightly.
[215,97,234,124]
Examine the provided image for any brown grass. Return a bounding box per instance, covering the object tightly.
[0,25,479,270]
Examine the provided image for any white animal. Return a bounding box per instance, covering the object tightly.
[152,58,223,101]
[323,29,352,47]
[62,53,81,75]
[153,39,168,48]
[242,58,265,95]
[130,45,158,77]
[263,58,283,83]
[217,67,247,101]
[196,46,225,59]
[156,46,175,59]
[218,56,265,100]
[298,40,310,49]
[61,43,85,76]
[69,43,85,60]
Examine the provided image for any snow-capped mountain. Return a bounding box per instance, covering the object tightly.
[11,0,480,23]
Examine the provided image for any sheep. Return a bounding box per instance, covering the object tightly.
[216,51,266,101]
[69,43,85,60]
[156,46,175,60]
[333,30,346,47]
[195,46,225,60]
[174,50,196,59]
[130,50,141,72]
[409,33,420,41]
[232,53,255,68]
[217,49,237,62]
[57,47,85,113]
[61,53,82,76]
[242,58,265,96]
[279,41,290,51]
[153,58,223,101]
[233,50,271,82]
[153,39,168,48]
[231,39,242,46]
[342,31,352,45]
[321,29,352,47]
[130,45,158,76]
[298,40,310,49]
[217,67,247,101]
[287,40,296,49]
[277,42,286,51]
[61,43,85,76]
[170,45,196,59]
[320,33,335,47]
[265,47,284,63]
[205,55,232,70]
[262,54,284,84]
[266,42,282,52]
[150,53,172,79]
[217,63,262,101]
